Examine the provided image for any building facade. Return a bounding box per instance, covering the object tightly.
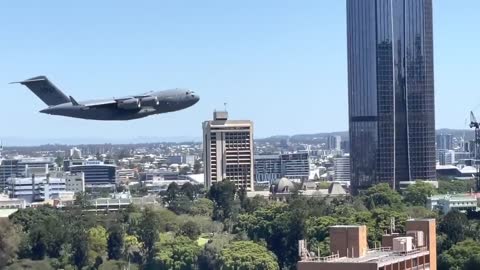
[347,0,436,193]
[0,158,56,189]
[334,156,350,182]
[203,111,254,191]
[6,176,66,203]
[65,172,85,193]
[255,153,310,183]
[69,161,116,187]
[436,134,453,150]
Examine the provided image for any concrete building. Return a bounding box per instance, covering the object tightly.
[69,160,116,187]
[334,156,350,183]
[184,155,196,167]
[347,0,436,193]
[255,153,310,183]
[427,194,478,213]
[65,172,85,193]
[116,169,136,184]
[203,111,254,191]
[298,219,437,270]
[6,176,66,203]
[0,157,56,189]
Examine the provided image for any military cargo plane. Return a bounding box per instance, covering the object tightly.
[12,76,200,120]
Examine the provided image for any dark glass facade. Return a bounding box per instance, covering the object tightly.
[347,0,436,193]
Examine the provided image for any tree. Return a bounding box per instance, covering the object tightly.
[207,179,237,221]
[107,225,124,260]
[88,226,108,265]
[439,240,480,270]
[0,219,20,268]
[72,231,89,270]
[198,234,234,270]
[151,234,201,270]
[189,198,214,217]
[439,210,468,245]
[74,192,91,209]
[165,182,180,205]
[362,183,403,209]
[403,181,436,206]
[180,221,201,240]
[179,166,190,175]
[218,241,279,270]
[138,208,161,261]
[193,160,202,174]
[181,182,196,200]
[168,194,193,215]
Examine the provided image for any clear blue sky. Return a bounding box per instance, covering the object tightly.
[0,1,478,143]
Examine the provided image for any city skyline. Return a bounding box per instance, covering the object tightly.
[0,1,479,140]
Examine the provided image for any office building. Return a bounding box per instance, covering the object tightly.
[65,172,85,193]
[0,157,56,189]
[203,111,254,191]
[184,155,196,167]
[69,160,116,187]
[298,219,437,270]
[6,176,66,203]
[167,155,183,165]
[334,156,350,182]
[347,0,436,193]
[436,134,453,150]
[326,136,341,151]
[255,153,310,183]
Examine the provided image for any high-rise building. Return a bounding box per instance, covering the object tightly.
[347,0,436,193]
[326,136,341,151]
[68,160,116,187]
[436,134,453,150]
[203,111,254,191]
[334,156,350,182]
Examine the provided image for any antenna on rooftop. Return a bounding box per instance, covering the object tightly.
[390,217,396,234]
[224,102,228,112]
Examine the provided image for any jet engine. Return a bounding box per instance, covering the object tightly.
[117,98,141,109]
[141,96,159,107]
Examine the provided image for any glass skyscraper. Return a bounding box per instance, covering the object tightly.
[347,0,436,193]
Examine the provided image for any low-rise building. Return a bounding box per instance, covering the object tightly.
[65,172,85,193]
[427,194,478,213]
[6,176,66,203]
[298,219,436,270]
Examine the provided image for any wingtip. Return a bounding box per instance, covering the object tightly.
[9,76,47,85]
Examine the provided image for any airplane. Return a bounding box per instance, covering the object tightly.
[11,76,200,120]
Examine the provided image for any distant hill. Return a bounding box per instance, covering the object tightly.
[258,129,475,143]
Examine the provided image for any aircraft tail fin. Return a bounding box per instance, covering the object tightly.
[11,76,70,106]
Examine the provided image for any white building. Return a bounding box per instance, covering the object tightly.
[333,155,350,183]
[116,169,136,184]
[65,172,85,193]
[70,147,82,159]
[427,194,478,213]
[6,176,66,203]
[203,111,254,191]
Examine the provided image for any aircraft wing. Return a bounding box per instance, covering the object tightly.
[80,95,152,107]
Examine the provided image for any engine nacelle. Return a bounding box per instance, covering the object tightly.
[141,96,159,107]
[117,98,141,110]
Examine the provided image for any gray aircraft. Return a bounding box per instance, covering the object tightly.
[12,76,200,120]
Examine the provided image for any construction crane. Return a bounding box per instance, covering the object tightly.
[469,111,480,191]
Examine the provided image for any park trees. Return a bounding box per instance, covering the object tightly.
[0,219,21,268]
[218,241,279,270]
[403,181,436,206]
